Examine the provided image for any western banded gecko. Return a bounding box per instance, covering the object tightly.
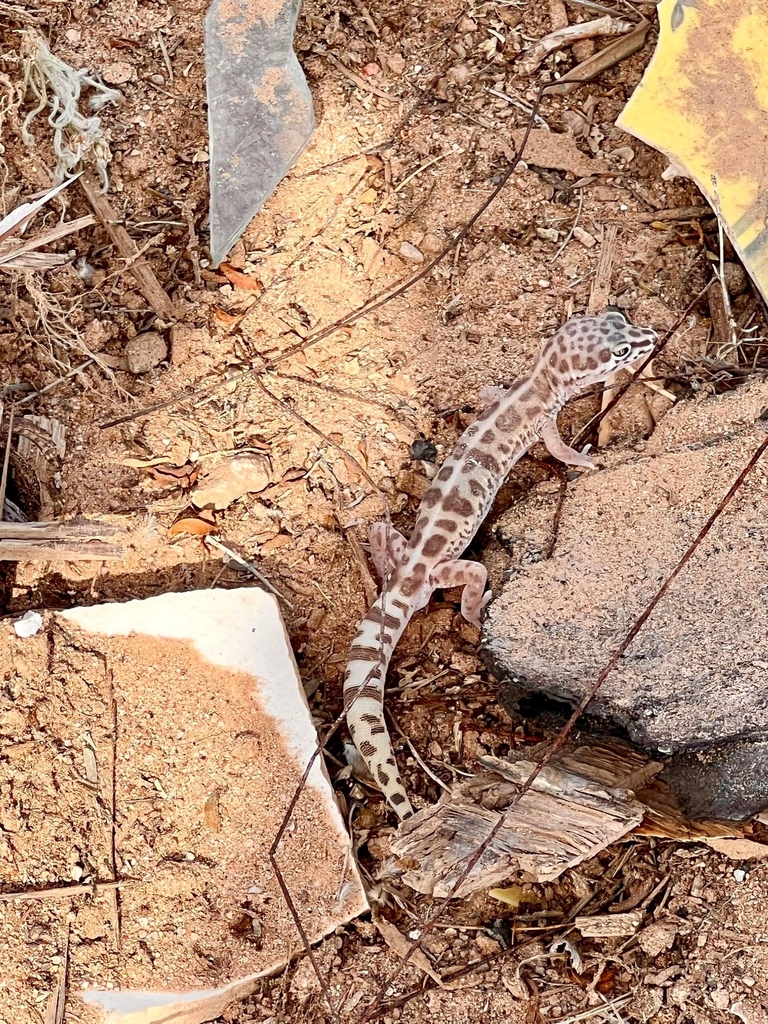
[344,312,657,818]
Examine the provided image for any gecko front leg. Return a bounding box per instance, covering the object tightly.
[368,523,407,579]
[540,416,596,469]
[431,558,490,628]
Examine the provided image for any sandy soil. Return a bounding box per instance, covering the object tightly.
[1,0,768,1021]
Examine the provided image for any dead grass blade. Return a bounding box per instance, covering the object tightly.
[544,19,651,95]
[43,925,69,1024]
[0,213,95,269]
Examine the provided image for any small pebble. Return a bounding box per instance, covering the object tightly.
[399,241,424,262]
[101,61,133,85]
[537,227,559,243]
[538,278,551,288]
[14,611,43,638]
[148,73,166,86]
[457,14,477,31]
[733,868,747,882]
[573,226,597,248]
[124,332,168,374]
[710,989,730,1010]
[612,146,635,163]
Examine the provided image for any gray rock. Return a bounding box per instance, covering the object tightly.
[483,379,768,819]
[124,332,167,373]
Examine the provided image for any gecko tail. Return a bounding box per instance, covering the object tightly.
[346,692,414,819]
[344,597,414,819]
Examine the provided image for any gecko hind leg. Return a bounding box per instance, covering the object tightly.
[431,558,490,628]
[368,522,407,579]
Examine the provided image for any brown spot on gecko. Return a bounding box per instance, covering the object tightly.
[350,645,383,662]
[360,713,381,725]
[435,518,458,532]
[549,351,558,367]
[423,488,440,508]
[599,347,611,362]
[357,683,384,702]
[391,791,407,805]
[437,466,453,482]
[367,608,400,629]
[480,430,496,445]
[453,443,468,458]
[587,356,598,370]
[377,767,390,785]
[559,359,569,374]
[423,534,448,556]
[360,740,377,757]
[468,478,486,497]
[392,598,409,612]
[497,408,521,432]
[468,448,501,473]
[370,724,387,735]
[443,489,474,517]
[475,405,495,420]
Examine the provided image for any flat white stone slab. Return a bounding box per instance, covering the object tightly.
[2,588,367,1024]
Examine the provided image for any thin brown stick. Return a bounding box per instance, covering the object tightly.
[0,880,125,901]
[0,403,14,521]
[80,168,174,319]
[637,205,712,224]
[268,714,346,1024]
[104,662,121,951]
[44,923,69,1024]
[324,51,398,102]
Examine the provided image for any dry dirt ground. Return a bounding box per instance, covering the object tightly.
[2,0,768,1022]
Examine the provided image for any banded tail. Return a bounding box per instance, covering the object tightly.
[343,587,415,817]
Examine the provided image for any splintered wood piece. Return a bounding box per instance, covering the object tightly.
[391,743,649,898]
[391,740,746,899]
[80,169,174,320]
[0,540,124,561]
[588,222,617,315]
[518,15,635,76]
[0,519,121,540]
[575,911,643,937]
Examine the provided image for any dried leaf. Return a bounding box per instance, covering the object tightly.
[204,790,221,830]
[220,263,263,292]
[214,307,243,326]
[168,517,216,537]
[488,885,542,909]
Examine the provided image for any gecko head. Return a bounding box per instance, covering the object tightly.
[543,311,657,394]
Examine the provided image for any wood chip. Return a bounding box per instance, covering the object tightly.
[575,911,643,937]
[373,917,443,985]
[509,129,610,177]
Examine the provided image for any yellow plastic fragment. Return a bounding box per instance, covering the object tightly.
[617,0,768,303]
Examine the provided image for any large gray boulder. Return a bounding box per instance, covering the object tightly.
[483,379,768,819]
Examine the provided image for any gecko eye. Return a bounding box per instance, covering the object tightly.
[612,341,632,359]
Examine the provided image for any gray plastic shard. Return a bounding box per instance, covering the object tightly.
[204,0,314,267]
